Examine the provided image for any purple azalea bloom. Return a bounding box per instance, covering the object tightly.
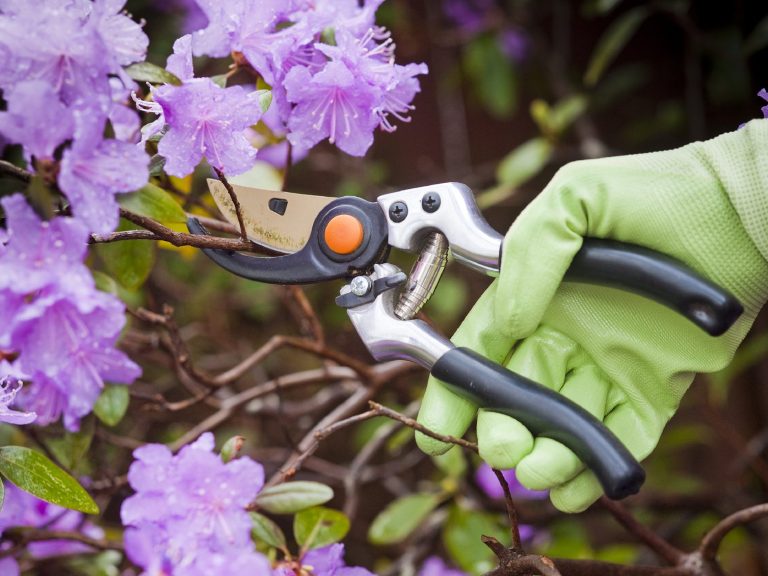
[12,293,140,430]
[0,80,74,160]
[285,60,378,156]
[0,0,146,107]
[418,556,467,576]
[59,113,149,234]
[0,482,104,558]
[0,378,36,425]
[136,35,264,177]
[109,78,142,143]
[122,433,268,574]
[284,544,373,576]
[152,78,264,176]
[0,557,19,576]
[759,88,768,119]
[0,194,140,430]
[474,463,548,501]
[91,0,149,69]
[0,194,90,297]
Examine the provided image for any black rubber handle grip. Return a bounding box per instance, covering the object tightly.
[568,240,743,336]
[432,347,645,500]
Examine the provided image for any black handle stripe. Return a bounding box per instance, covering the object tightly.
[568,240,743,336]
[432,347,645,500]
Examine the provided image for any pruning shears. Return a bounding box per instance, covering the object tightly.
[187,179,743,500]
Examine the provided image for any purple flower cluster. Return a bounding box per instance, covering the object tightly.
[758,89,768,118]
[136,35,266,177]
[0,195,140,430]
[121,433,270,575]
[0,481,105,573]
[0,0,149,234]
[275,544,374,576]
[147,0,428,163]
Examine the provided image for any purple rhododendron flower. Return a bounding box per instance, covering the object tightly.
[0,482,104,558]
[136,34,265,177]
[759,88,768,119]
[285,61,379,156]
[0,557,19,576]
[0,195,140,430]
[122,433,269,574]
[0,378,36,425]
[0,0,148,234]
[499,27,528,62]
[181,0,426,157]
[278,544,373,576]
[59,122,149,234]
[418,556,467,576]
[0,80,74,160]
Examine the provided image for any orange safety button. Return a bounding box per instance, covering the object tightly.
[324,214,365,255]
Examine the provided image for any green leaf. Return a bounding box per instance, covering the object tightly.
[0,446,98,514]
[65,550,122,576]
[463,34,517,118]
[443,504,508,575]
[256,89,273,114]
[124,62,182,86]
[256,481,334,514]
[45,417,94,470]
[94,385,130,427]
[431,446,466,479]
[119,184,186,224]
[582,0,624,16]
[368,493,441,546]
[211,74,228,88]
[250,511,287,550]
[495,137,552,188]
[549,95,588,134]
[26,174,55,220]
[0,479,5,512]
[96,219,156,290]
[584,7,649,86]
[92,271,119,295]
[293,506,350,550]
[148,154,167,177]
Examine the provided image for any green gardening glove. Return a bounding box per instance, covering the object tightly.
[417,120,768,512]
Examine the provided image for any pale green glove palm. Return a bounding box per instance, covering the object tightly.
[417,120,768,512]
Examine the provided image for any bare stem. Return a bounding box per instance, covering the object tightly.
[213,167,248,242]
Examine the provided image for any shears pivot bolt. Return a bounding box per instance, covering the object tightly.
[350,275,373,296]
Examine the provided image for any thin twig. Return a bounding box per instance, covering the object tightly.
[493,468,523,550]
[119,208,267,252]
[0,160,32,183]
[698,502,768,561]
[600,497,685,565]
[368,401,479,453]
[213,167,248,242]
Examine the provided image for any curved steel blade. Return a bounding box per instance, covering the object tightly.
[208,179,334,254]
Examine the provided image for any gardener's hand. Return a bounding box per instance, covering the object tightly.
[417,120,768,512]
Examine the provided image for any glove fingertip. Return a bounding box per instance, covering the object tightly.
[549,470,603,513]
[415,431,453,456]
